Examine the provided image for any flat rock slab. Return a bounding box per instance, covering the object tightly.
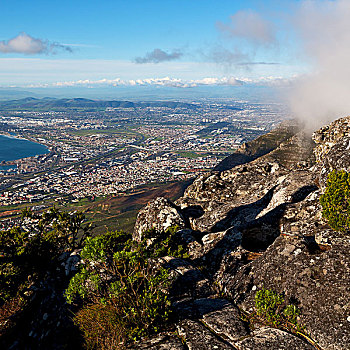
[174,298,248,343]
[177,319,237,350]
[128,333,185,349]
[202,304,248,342]
[235,327,315,350]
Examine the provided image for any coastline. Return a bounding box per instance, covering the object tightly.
[0,132,50,166]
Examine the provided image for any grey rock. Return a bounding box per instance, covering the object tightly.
[313,115,350,163]
[133,197,186,242]
[318,135,350,189]
[161,257,214,300]
[234,327,315,350]
[226,234,350,350]
[128,333,185,350]
[177,319,236,349]
[63,250,81,276]
[173,298,248,346]
[202,303,248,342]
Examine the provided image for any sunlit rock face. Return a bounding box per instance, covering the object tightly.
[131,117,350,350]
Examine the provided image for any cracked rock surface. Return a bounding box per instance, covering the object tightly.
[132,117,350,350]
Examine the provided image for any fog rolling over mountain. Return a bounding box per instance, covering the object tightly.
[288,0,350,130]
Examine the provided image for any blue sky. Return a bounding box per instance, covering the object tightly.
[0,0,314,89]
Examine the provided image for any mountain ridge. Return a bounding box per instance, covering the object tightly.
[0,97,201,110]
[130,116,350,349]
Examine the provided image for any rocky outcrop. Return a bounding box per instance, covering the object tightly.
[225,231,350,350]
[132,117,350,350]
[313,115,350,163]
[214,120,301,171]
[133,197,186,242]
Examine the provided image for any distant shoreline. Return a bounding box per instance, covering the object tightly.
[0,133,49,165]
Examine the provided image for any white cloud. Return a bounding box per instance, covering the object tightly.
[217,10,277,46]
[0,57,299,87]
[26,77,244,88]
[23,76,297,89]
[0,33,72,55]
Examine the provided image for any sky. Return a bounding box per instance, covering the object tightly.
[0,0,309,89]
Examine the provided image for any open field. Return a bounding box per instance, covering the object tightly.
[0,180,191,235]
[70,180,191,234]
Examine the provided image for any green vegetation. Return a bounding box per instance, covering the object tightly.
[65,231,171,348]
[251,288,304,334]
[175,151,204,159]
[0,205,188,349]
[320,170,350,233]
[0,208,90,304]
[65,226,186,349]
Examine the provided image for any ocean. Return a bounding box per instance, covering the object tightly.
[0,134,49,169]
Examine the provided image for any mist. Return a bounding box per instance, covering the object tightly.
[289,0,350,130]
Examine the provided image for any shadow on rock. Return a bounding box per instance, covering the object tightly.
[211,186,277,233]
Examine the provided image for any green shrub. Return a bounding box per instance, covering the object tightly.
[143,226,189,259]
[65,227,185,349]
[254,288,304,333]
[255,288,285,326]
[320,169,350,233]
[0,207,90,304]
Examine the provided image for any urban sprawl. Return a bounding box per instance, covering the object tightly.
[0,99,288,228]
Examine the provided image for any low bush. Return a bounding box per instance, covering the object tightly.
[65,226,185,349]
[320,169,350,233]
[254,288,304,333]
[0,207,90,304]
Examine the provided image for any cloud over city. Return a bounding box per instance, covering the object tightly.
[0,33,73,55]
[210,10,278,67]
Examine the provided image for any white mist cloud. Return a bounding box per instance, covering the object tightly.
[217,10,277,46]
[213,10,278,67]
[289,0,350,130]
[0,33,72,55]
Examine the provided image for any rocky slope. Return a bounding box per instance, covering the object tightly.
[132,117,350,350]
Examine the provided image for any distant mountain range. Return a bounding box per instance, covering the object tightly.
[0,97,200,110]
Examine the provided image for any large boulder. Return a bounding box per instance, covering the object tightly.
[133,197,186,242]
[317,135,350,189]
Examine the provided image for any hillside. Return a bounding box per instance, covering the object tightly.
[214,120,312,171]
[0,97,200,111]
